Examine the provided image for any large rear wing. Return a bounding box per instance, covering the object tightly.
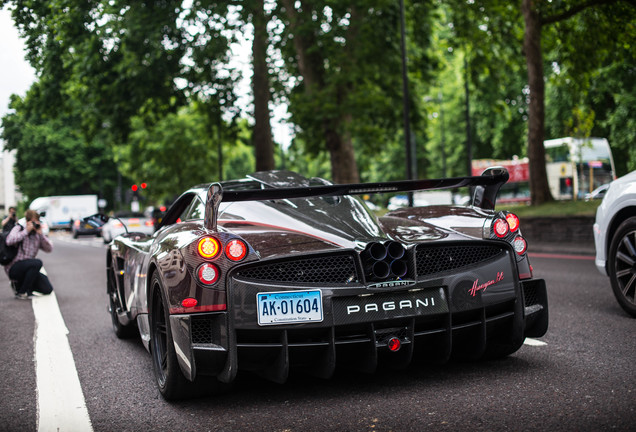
[204,167,509,231]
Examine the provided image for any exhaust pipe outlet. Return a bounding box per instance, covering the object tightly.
[370,260,391,279]
[363,242,387,262]
[390,260,408,278]
[386,241,405,260]
[361,241,409,281]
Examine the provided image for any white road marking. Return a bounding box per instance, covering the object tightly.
[32,292,93,432]
[524,338,547,347]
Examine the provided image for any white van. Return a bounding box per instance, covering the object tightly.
[29,195,98,230]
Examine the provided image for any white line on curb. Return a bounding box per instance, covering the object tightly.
[32,292,93,432]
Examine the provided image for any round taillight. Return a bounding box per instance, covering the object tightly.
[506,213,520,232]
[493,218,509,238]
[197,237,220,259]
[225,239,247,261]
[513,236,527,255]
[197,263,220,285]
[182,298,198,308]
[387,337,401,352]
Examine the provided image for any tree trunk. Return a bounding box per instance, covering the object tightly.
[252,0,275,172]
[325,114,359,184]
[522,0,553,205]
[282,0,359,184]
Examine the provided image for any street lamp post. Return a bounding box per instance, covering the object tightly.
[399,0,416,206]
[438,91,447,177]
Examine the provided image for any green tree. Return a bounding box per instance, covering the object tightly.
[2,93,118,202]
[274,0,434,183]
[117,103,254,203]
[521,0,635,204]
[543,3,636,176]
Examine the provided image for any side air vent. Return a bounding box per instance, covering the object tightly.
[415,244,504,277]
[234,254,359,284]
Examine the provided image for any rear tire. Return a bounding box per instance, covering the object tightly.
[149,274,228,400]
[150,274,198,400]
[608,217,636,317]
[107,269,136,339]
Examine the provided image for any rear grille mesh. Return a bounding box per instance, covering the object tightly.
[415,244,504,277]
[235,254,358,284]
[191,316,213,344]
[523,283,539,307]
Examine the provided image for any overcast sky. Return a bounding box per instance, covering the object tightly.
[0,7,35,123]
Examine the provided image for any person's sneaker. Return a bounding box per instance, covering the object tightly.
[15,293,29,300]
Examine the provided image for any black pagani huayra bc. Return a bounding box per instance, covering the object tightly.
[98,168,547,400]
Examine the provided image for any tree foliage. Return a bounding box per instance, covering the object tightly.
[1,0,634,209]
[117,102,254,203]
[2,89,118,202]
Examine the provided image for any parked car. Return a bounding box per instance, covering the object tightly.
[95,169,548,400]
[72,217,103,238]
[593,170,636,317]
[101,212,154,243]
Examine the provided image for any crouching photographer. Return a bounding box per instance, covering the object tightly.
[4,209,54,299]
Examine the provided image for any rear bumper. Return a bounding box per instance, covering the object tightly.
[168,246,548,384]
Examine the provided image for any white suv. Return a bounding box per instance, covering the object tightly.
[594,170,636,317]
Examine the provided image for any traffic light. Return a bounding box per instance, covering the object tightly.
[130,183,147,201]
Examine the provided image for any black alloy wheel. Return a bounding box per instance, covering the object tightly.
[608,217,636,317]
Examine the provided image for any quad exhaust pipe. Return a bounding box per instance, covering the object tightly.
[362,241,409,281]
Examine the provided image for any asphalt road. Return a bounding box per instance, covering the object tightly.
[0,233,634,432]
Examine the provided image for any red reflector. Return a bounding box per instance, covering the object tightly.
[144,220,154,227]
[506,213,520,232]
[197,263,220,285]
[128,218,140,224]
[181,298,198,308]
[493,218,509,238]
[513,236,527,255]
[198,237,221,259]
[387,337,401,352]
[225,239,247,261]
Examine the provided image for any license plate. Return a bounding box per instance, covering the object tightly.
[128,223,140,227]
[257,290,323,326]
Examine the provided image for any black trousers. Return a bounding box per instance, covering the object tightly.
[9,259,54,295]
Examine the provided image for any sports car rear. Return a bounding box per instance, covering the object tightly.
[175,238,546,383]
